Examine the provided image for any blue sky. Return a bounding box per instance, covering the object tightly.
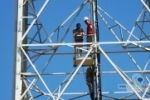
[0,1,15,100]
[0,0,144,100]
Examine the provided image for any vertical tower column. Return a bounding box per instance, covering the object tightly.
[14,0,27,100]
[90,0,102,99]
[148,0,150,7]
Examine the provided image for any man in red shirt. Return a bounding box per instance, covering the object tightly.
[84,17,94,42]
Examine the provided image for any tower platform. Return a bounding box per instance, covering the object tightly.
[74,57,94,66]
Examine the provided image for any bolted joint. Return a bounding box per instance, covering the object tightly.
[95,20,98,24]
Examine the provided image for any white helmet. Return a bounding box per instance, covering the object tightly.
[84,16,89,21]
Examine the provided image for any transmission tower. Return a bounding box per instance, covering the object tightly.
[13,0,150,100]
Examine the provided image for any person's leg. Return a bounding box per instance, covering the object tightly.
[86,67,94,100]
[79,39,83,57]
[76,46,80,57]
[90,91,94,100]
[75,40,78,57]
[87,36,92,57]
[78,46,81,57]
[87,83,94,100]
[87,36,92,49]
[76,41,80,57]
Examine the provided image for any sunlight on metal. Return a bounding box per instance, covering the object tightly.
[23,80,33,99]
[97,6,139,40]
[140,0,150,12]
[14,0,150,99]
[21,70,150,76]
[56,45,94,100]
[27,1,52,43]
[21,0,50,42]
[127,5,145,41]
[48,0,88,39]
[144,54,150,70]
[21,79,36,99]
[124,48,142,71]
[21,47,56,100]
[98,46,142,99]
[21,41,150,47]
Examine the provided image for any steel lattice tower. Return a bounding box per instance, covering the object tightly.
[13,0,150,100]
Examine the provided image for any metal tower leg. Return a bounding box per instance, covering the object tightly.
[14,0,28,100]
[90,0,102,99]
[13,0,150,100]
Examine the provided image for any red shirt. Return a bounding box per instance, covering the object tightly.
[86,21,94,34]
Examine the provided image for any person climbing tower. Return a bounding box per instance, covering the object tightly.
[86,67,94,100]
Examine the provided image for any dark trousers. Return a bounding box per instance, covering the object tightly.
[87,36,93,42]
[87,82,94,100]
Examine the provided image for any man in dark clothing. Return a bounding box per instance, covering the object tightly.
[86,67,94,100]
[73,23,85,57]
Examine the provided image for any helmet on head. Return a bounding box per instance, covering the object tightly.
[84,16,89,21]
[76,23,81,27]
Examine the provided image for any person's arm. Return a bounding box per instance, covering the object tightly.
[73,29,76,36]
[83,32,86,36]
[81,28,86,36]
[87,22,93,30]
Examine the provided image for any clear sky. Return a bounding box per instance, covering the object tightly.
[0,0,15,100]
[0,0,144,100]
